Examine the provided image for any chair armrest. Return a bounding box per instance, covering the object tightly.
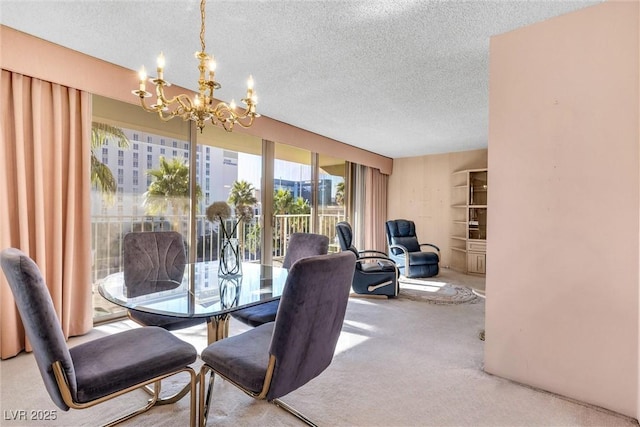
[388,244,410,267]
[358,249,390,258]
[357,255,397,267]
[419,243,440,254]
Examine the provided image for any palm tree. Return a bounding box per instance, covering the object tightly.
[335,181,345,206]
[228,180,257,210]
[273,188,294,215]
[290,197,310,214]
[91,122,129,201]
[227,180,258,256]
[289,197,310,233]
[143,156,202,231]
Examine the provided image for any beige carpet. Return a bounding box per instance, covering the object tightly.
[0,270,636,427]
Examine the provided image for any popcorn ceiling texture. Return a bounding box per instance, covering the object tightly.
[1,0,600,158]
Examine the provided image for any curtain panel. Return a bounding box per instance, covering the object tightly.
[348,163,388,253]
[0,70,92,359]
[363,166,388,252]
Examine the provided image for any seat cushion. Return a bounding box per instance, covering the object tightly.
[231,300,279,327]
[408,251,439,266]
[69,326,197,403]
[201,323,274,393]
[128,309,205,331]
[359,262,395,273]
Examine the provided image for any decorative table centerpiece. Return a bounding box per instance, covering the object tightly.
[206,201,254,277]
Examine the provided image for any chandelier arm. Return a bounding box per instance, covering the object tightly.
[138,96,160,113]
[155,85,194,111]
[232,114,257,129]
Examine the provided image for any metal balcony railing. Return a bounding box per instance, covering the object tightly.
[90,213,345,284]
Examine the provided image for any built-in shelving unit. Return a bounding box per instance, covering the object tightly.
[450,168,487,275]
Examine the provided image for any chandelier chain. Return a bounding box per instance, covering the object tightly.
[200,0,206,53]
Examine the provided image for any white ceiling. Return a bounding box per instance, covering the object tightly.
[1,0,601,159]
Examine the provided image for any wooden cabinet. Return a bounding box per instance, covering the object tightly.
[451,169,487,275]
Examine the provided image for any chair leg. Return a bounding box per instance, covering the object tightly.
[102,381,160,427]
[199,366,216,427]
[144,372,201,406]
[272,399,318,427]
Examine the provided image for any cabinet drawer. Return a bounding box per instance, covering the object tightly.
[467,241,486,253]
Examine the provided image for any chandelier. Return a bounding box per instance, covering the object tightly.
[132,0,259,133]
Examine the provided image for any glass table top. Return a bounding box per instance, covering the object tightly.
[98,262,288,318]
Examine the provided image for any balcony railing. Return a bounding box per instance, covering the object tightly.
[91,213,345,283]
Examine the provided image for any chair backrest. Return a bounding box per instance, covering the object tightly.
[336,221,359,258]
[123,231,186,297]
[267,251,356,400]
[0,248,75,410]
[385,219,421,254]
[282,233,330,269]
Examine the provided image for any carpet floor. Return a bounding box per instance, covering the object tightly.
[0,269,636,426]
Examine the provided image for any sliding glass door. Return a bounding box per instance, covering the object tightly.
[91,96,349,322]
[197,124,262,265]
[91,95,192,321]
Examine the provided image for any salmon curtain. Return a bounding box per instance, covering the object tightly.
[363,166,388,252]
[348,163,388,253]
[0,69,93,359]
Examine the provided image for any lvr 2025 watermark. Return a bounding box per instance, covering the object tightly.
[3,410,57,422]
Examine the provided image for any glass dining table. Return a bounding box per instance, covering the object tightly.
[98,261,289,344]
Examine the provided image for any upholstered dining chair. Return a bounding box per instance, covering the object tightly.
[384,219,440,278]
[336,221,399,297]
[199,251,356,426]
[123,231,205,330]
[0,248,198,427]
[230,232,330,327]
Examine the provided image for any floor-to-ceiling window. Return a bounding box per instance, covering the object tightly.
[272,143,313,262]
[91,96,349,322]
[318,154,347,251]
[198,123,263,266]
[91,95,191,321]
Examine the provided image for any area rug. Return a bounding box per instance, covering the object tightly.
[398,277,479,304]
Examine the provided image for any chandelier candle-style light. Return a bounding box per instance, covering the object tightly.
[132,0,259,133]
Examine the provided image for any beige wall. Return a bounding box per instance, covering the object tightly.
[486,1,639,418]
[387,149,487,268]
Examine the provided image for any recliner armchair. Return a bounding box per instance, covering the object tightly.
[385,219,440,278]
[336,221,399,297]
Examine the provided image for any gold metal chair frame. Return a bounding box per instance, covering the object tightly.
[52,360,197,427]
[134,314,229,406]
[198,356,316,427]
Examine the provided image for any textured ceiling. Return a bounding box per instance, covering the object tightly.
[1,0,601,159]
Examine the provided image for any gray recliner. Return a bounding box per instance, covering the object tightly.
[0,248,197,426]
[230,232,330,327]
[385,219,440,278]
[336,221,399,297]
[199,251,356,426]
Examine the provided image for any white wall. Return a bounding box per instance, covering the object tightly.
[486,1,639,418]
